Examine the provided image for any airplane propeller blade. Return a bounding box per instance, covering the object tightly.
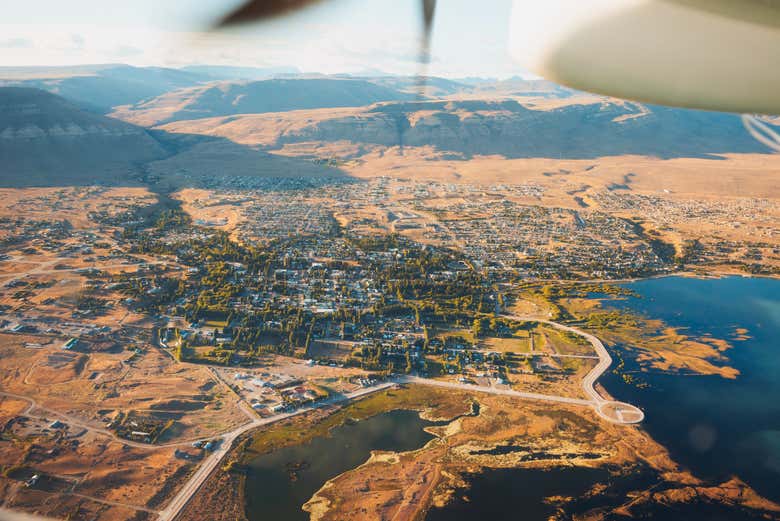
[214,0,437,99]
[415,0,437,98]
[216,0,326,27]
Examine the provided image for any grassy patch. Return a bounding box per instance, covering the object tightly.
[243,385,469,460]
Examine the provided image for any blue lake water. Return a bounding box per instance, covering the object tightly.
[428,275,780,520]
[603,275,780,502]
[243,276,780,520]
[244,409,434,520]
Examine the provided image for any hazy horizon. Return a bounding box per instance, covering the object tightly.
[0,0,529,79]
[0,61,530,82]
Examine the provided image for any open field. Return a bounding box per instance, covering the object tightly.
[0,187,156,231]
[0,334,246,442]
[0,420,195,520]
[0,328,249,518]
[3,69,780,521]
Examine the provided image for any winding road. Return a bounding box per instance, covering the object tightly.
[1,314,642,521]
[398,315,644,425]
[156,315,642,520]
[505,315,644,424]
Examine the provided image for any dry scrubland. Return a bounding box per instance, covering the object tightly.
[0,331,247,518]
[179,385,780,521]
[0,187,249,517]
[0,151,776,519]
[0,187,156,231]
[0,333,244,440]
[559,296,743,379]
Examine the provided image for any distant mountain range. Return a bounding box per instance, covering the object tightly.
[0,64,436,115]
[158,98,768,159]
[179,65,301,80]
[0,64,564,115]
[0,65,772,187]
[0,65,209,113]
[110,78,415,126]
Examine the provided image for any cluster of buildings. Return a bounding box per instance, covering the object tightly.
[428,200,670,278]
[224,370,327,414]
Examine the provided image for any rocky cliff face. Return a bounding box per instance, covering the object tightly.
[273,100,765,158]
[0,87,167,185]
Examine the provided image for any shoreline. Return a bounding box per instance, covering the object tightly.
[175,273,778,520]
[527,269,780,286]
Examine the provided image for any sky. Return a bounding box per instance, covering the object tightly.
[0,0,525,78]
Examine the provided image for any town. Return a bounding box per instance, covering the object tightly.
[0,176,776,520]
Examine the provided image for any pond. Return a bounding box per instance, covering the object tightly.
[244,409,435,520]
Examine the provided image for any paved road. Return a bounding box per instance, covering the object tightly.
[399,376,593,406]
[399,315,644,425]
[156,382,397,521]
[504,315,644,424]
[2,314,642,521]
[156,314,643,521]
[506,316,614,403]
[476,348,599,360]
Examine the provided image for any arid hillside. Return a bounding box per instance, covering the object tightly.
[0,87,168,185]
[157,98,769,159]
[112,78,413,126]
[2,70,777,190]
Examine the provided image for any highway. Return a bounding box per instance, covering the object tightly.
[158,315,642,520]
[399,375,593,406]
[399,315,643,425]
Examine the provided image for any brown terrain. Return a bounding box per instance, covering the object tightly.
[178,385,780,521]
[1,68,779,521]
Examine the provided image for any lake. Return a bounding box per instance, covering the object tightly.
[426,466,611,521]
[244,276,780,520]
[243,409,435,521]
[429,275,780,519]
[602,275,780,502]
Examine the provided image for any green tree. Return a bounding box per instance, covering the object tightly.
[472,318,483,339]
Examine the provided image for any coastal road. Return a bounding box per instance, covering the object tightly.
[1,313,642,521]
[398,315,644,425]
[476,349,599,360]
[504,315,644,424]
[158,315,643,520]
